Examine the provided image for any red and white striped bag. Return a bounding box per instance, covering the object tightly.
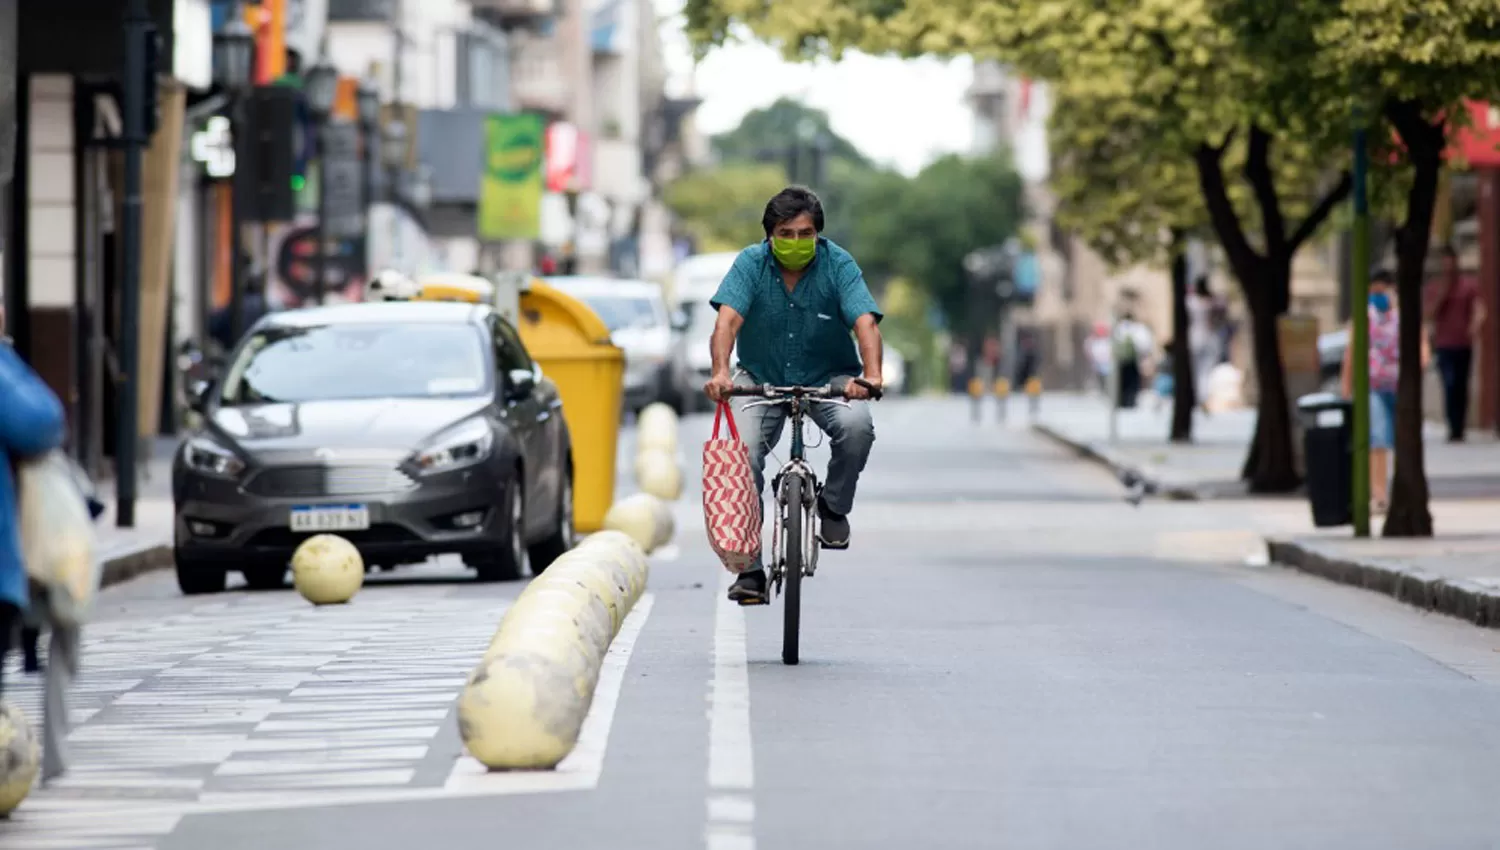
[701,401,762,573]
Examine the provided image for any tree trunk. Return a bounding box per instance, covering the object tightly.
[1193,136,1302,492]
[1239,266,1301,492]
[1169,243,1195,442]
[1381,100,1439,538]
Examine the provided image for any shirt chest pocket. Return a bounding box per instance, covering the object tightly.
[805,284,842,328]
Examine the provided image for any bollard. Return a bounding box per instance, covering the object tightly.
[635,447,684,501]
[967,377,984,423]
[291,534,365,605]
[458,533,649,770]
[0,702,40,817]
[1026,376,1042,417]
[635,402,678,453]
[602,492,674,553]
[994,378,1011,422]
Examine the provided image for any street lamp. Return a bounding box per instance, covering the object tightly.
[213,9,255,343]
[303,57,339,305]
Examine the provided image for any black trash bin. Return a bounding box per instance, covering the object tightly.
[1297,392,1353,527]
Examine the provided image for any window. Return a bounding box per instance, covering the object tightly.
[219,322,491,404]
[490,315,533,375]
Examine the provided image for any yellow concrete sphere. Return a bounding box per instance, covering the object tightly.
[459,650,602,770]
[575,532,649,604]
[636,402,678,452]
[544,558,631,633]
[647,495,675,550]
[635,448,683,501]
[0,702,40,817]
[291,534,365,605]
[602,493,666,552]
[501,578,614,655]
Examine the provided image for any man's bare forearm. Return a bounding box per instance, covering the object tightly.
[710,307,743,376]
[854,315,882,381]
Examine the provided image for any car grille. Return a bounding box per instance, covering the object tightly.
[244,465,418,498]
[246,525,422,549]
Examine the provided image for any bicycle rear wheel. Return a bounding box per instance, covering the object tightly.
[781,473,804,665]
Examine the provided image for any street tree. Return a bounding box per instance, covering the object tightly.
[711,97,871,169]
[685,0,1352,493]
[663,163,790,252]
[1213,0,1500,536]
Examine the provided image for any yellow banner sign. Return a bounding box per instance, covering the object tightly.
[478,113,544,241]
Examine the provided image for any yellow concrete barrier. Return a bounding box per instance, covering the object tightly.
[993,378,1011,397]
[635,402,678,453]
[291,534,365,605]
[458,532,649,770]
[0,702,40,816]
[602,492,674,553]
[634,448,683,501]
[1025,376,1043,396]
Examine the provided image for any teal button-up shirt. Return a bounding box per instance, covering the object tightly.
[710,237,883,387]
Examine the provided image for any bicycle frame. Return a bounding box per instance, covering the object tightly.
[738,387,846,594]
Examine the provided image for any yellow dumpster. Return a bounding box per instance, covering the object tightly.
[517,281,625,533]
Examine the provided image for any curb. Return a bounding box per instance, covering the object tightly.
[99,542,174,590]
[1030,423,1201,501]
[1267,538,1500,628]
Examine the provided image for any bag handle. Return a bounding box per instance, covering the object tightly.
[711,400,741,441]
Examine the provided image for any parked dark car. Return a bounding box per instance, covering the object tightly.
[173,301,574,595]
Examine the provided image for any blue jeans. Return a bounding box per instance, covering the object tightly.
[1370,389,1397,450]
[729,372,876,564]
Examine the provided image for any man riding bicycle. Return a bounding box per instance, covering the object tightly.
[703,186,884,605]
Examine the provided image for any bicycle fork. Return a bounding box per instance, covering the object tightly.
[769,463,820,597]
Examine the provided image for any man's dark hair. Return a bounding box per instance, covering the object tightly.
[761,186,824,236]
[1372,269,1395,286]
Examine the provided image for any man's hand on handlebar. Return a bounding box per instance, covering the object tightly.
[704,371,735,403]
[844,376,884,401]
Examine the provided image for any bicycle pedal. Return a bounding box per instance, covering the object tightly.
[818,539,850,551]
[736,595,771,607]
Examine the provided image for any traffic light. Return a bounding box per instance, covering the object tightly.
[235,87,299,222]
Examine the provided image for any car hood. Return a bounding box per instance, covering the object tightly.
[208,397,490,460]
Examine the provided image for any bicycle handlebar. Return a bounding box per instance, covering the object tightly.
[727,378,884,402]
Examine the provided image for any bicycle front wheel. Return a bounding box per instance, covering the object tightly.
[781,473,804,665]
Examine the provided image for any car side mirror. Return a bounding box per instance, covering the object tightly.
[670,309,689,332]
[186,379,213,413]
[505,368,536,400]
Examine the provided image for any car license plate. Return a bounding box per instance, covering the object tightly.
[289,505,370,532]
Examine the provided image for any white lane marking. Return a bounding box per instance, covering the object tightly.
[706,573,756,850]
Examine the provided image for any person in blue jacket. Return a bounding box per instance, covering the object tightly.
[0,307,67,697]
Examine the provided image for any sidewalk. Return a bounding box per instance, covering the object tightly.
[93,436,176,588]
[1033,392,1500,629]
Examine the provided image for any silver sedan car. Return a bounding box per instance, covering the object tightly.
[172,301,575,594]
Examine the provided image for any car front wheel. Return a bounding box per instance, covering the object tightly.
[175,552,227,596]
[529,463,575,573]
[470,478,528,583]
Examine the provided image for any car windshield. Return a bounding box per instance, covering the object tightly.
[582,295,660,332]
[218,322,490,405]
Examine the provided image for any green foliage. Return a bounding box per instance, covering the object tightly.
[663,163,790,252]
[711,98,871,168]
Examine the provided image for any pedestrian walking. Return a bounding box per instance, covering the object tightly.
[0,306,67,700]
[1085,322,1112,395]
[1341,270,1428,514]
[1186,277,1225,411]
[1425,245,1486,442]
[1112,312,1153,409]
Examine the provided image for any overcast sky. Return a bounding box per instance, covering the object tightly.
[653,0,977,176]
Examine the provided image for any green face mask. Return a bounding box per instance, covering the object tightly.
[771,236,817,270]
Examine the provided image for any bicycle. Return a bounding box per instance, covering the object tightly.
[729,379,881,665]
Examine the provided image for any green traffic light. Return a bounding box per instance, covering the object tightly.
[291,175,306,191]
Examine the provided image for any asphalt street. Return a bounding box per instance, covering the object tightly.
[5,395,1500,849]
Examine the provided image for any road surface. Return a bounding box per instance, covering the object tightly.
[4,396,1500,849]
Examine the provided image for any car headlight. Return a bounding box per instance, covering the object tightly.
[413,419,493,474]
[183,437,246,479]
